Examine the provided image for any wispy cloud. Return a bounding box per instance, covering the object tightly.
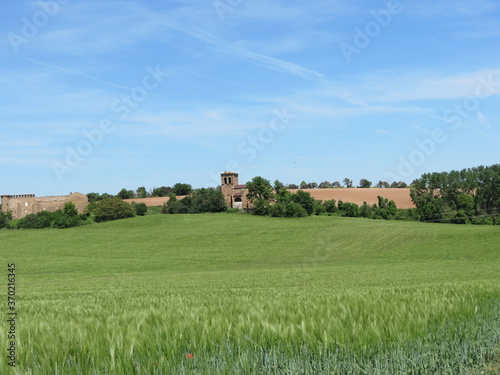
[168,25,324,81]
[322,69,500,104]
[23,57,172,100]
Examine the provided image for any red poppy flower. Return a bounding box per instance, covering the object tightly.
[186,354,194,358]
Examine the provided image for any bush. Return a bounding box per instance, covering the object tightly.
[417,198,446,222]
[284,202,308,217]
[313,203,327,215]
[270,202,286,217]
[133,202,148,216]
[162,195,188,214]
[17,214,43,229]
[360,202,372,218]
[0,210,12,229]
[449,210,470,224]
[323,200,337,213]
[394,209,419,221]
[93,198,135,222]
[190,188,227,213]
[63,202,79,217]
[162,189,226,214]
[470,216,493,225]
[15,204,86,229]
[291,190,315,215]
[6,219,19,229]
[253,199,271,216]
[338,201,360,217]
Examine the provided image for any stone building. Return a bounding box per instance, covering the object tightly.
[220,171,251,210]
[0,192,88,219]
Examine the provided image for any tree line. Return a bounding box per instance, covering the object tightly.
[285,179,408,189]
[242,176,409,220]
[87,182,193,202]
[410,164,500,224]
[0,199,149,229]
[86,177,409,203]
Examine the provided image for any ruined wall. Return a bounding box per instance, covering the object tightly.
[0,194,37,220]
[0,192,88,219]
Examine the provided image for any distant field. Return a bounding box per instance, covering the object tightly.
[0,214,499,374]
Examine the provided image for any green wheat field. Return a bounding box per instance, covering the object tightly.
[1,213,499,374]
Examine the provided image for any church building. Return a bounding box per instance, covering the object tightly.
[220,171,251,210]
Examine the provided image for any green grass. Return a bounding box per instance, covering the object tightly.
[0,214,499,374]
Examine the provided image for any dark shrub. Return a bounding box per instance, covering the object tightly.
[93,197,135,222]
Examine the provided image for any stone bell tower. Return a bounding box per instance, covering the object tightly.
[220,171,239,207]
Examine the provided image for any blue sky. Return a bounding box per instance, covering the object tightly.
[1,0,499,196]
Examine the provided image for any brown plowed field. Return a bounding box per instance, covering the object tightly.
[125,189,415,209]
[124,195,187,207]
[289,188,415,209]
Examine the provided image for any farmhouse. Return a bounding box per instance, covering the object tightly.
[0,192,88,220]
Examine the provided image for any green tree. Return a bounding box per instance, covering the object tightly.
[285,202,308,217]
[390,181,408,188]
[314,201,327,215]
[274,180,292,204]
[63,202,79,217]
[246,176,274,203]
[253,198,271,216]
[299,182,318,189]
[162,195,184,214]
[323,199,337,213]
[172,183,192,196]
[359,179,372,188]
[0,210,12,229]
[117,188,134,200]
[136,186,148,199]
[456,193,475,216]
[191,188,227,213]
[291,190,315,215]
[418,198,446,222]
[133,202,148,216]
[17,214,43,229]
[93,197,135,222]
[377,181,390,188]
[270,202,286,217]
[360,202,372,218]
[338,201,360,217]
[318,181,332,188]
[86,192,102,203]
[343,178,353,188]
[152,186,172,197]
